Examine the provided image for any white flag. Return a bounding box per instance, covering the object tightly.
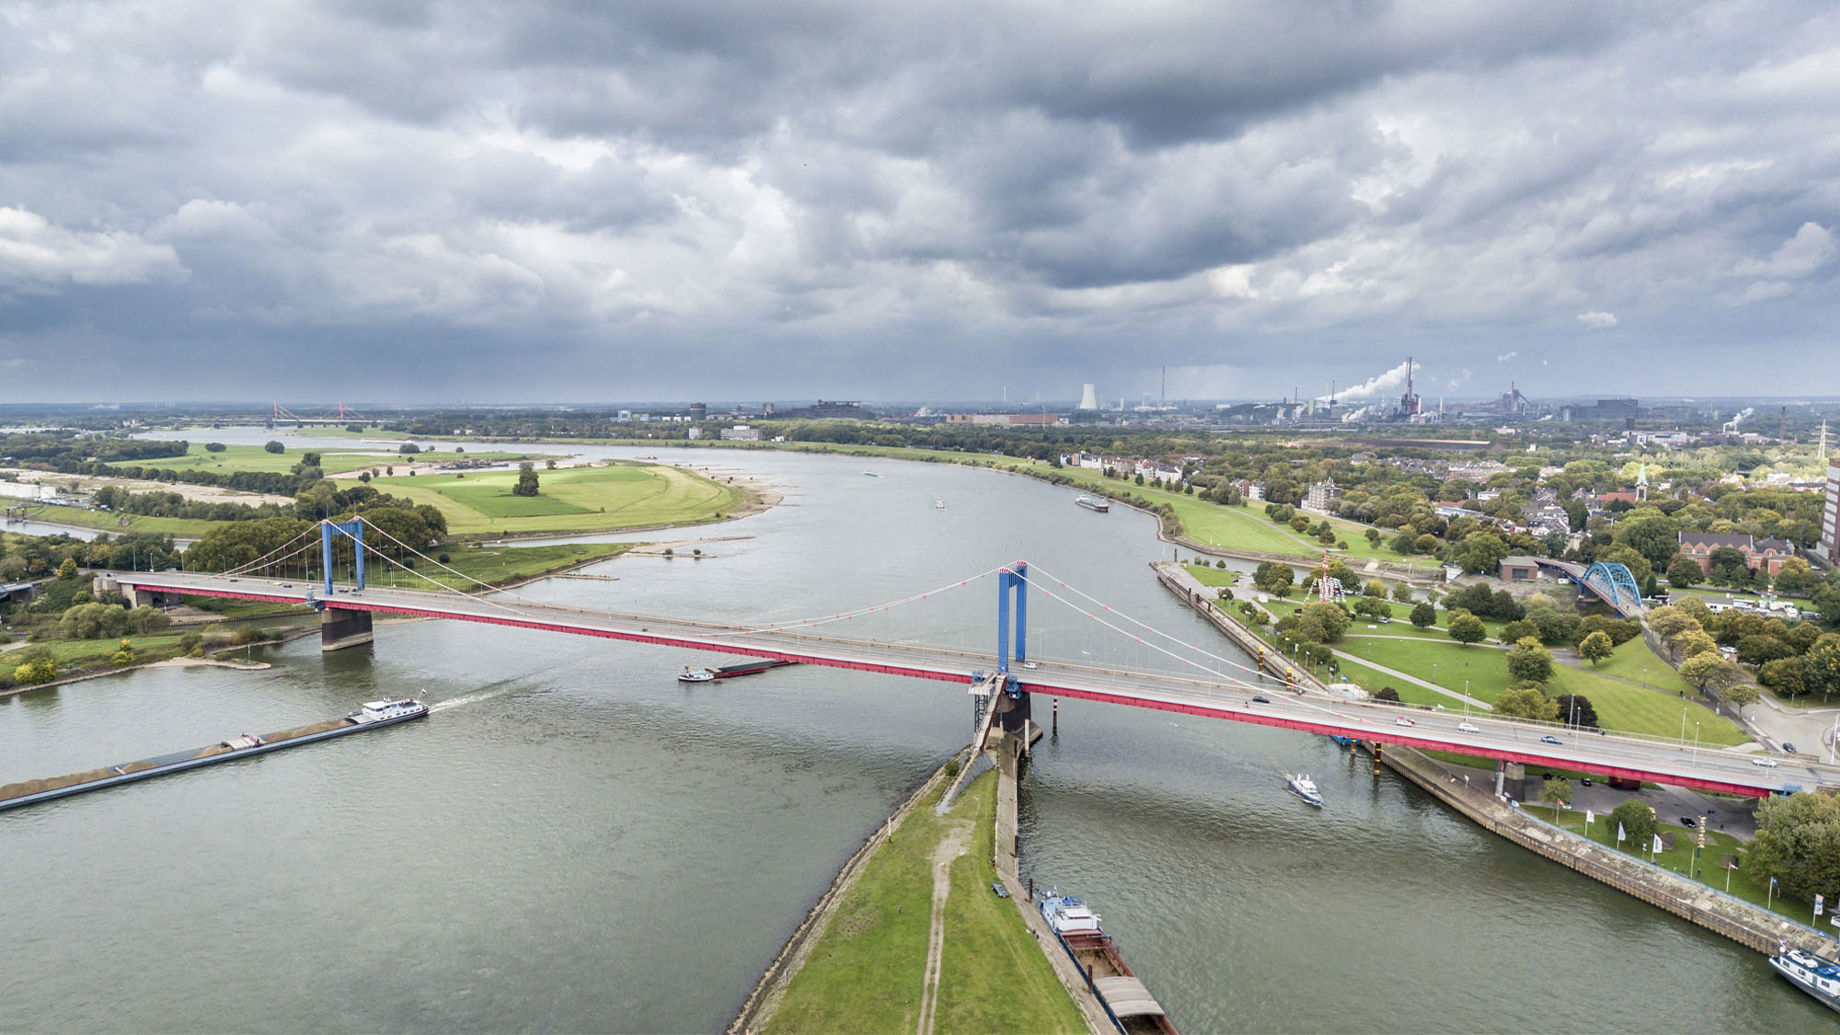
[1586,809,1595,825]
[1818,894,1826,917]
[1617,823,1626,843]
[1653,834,1664,854]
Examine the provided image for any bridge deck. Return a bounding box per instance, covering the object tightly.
[117,571,1829,797]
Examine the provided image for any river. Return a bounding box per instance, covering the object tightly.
[0,434,1825,1031]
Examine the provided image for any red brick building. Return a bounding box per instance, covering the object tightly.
[1677,531,1795,576]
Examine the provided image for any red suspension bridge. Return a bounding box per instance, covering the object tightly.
[99,517,1833,798]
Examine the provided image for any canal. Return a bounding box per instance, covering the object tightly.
[0,436,1825,1031]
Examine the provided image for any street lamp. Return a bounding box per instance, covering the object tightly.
[1681,708,1688,745]
[1693,721,1701,761]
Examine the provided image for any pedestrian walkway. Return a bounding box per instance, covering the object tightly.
[1326,647,1492,709]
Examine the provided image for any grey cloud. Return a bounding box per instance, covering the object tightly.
[2,0,1840,402]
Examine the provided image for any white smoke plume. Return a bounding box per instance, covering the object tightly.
[1320,360,1413,402]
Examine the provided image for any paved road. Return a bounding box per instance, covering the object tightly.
[115,571,1840,796]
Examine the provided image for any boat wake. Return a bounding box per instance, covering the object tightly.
[430,682,522,712]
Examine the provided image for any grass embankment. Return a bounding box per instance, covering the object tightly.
[764,770,1082,1034]
[1,632,191,671]
[132,443,526,476]
[20,507,220,538]
[438,542,635,585]
[371,463,744,537]
[995,457,1408,564]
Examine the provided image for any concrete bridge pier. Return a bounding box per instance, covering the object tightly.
[320,608,374,652]
[994,687,1032,741]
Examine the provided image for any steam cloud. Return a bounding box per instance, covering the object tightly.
[1320,360,1413,402]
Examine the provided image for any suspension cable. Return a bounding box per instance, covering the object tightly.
[739,564,1010,634]
[1023,562,1272,683]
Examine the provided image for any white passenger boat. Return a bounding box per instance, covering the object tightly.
[1286,773,1324,807]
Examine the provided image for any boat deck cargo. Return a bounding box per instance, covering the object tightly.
[680,659,796,682]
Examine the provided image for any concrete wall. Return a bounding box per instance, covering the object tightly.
[1376,744,1829,955]
[1152,562,1327,692]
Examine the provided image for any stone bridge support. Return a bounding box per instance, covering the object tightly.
[320,608,374,652]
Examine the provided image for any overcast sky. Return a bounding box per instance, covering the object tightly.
[2,0,1837,406]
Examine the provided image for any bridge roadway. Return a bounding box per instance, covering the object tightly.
[122,571,1835,797]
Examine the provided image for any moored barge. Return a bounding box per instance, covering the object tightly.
[1040,892,1177,1033]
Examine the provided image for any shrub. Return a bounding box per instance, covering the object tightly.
[13,657,57,684]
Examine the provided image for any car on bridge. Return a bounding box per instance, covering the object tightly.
[1752,757,1780,768]
[1394,716,1416,727]
[1457,722,1480,733]
[1251,695,1271,704]
[1540,735,1562,745]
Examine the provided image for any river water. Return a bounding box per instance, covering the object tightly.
[1,436,1826,1031]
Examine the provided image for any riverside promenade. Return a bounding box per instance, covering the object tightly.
[1376,744,1832,955]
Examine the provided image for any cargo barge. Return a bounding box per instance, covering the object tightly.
[1040,892,1177,1034]
[679,659,797,683]
[1074,495,1111,513]
[0,698,428,814]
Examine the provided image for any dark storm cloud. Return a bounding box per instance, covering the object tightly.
[1,0,1838,402]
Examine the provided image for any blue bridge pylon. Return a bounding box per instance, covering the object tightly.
[996,561,1028,676]
[320,518,366,596]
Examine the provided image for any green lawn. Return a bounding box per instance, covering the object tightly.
[1582,638,1693,695]
[1326,656,1458,708]
[131,442,526,475]
[1342,636,1748,744]
[372,462,744,536]
[419,479,593,518]
[765,770,1081,1033]
[1181,563,1244,588]
[1,631,193,676]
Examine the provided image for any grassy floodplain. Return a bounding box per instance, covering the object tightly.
[372,462,744,536]
[132,442,526,475]
[762,770,1083,1034]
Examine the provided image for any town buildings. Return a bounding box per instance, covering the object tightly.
[1677,531,1796,576]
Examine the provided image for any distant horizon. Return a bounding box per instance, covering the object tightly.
[6,394,1840,414]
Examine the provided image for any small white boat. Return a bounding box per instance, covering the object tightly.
[678,667,716,683]
[1287,773,1324,807]
[934,497,946,509]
